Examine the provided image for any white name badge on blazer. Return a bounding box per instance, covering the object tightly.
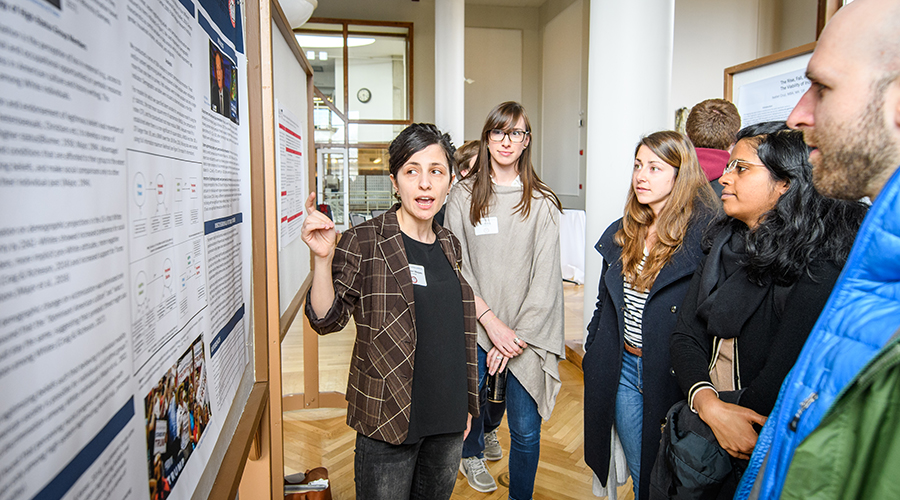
[409,264,427,286]
[474,217,499,235]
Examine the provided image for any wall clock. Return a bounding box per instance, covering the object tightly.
[357,87,371,103]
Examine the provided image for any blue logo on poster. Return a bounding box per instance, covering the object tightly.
[198,0,243,54]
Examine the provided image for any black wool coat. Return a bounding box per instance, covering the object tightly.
[583,212,711,500]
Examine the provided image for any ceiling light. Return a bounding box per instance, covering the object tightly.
[306,50,315,60]
[295,34,376,48]
[319,51,328,61]
[281,0,317,29]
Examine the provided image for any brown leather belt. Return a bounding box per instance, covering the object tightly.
[624,342,643,357]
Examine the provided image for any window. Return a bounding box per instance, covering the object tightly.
[296,19,412,227]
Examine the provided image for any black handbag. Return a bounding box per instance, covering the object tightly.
[649,400,732,500]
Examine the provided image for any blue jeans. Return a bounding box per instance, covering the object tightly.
[505,369,542,500]
[354,431,464,500]
[615,350,643,499]
[462,346,508,459]
[464,347,542,500]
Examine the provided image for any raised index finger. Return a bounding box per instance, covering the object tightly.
[304,192,318,215]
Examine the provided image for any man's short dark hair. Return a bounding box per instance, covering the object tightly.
[685,99,741,151]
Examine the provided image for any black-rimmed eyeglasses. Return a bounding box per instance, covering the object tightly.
[488,129,529,143]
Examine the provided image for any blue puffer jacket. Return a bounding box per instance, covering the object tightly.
[736,166,900,499]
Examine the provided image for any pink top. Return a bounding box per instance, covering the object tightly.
[695,147,731,182]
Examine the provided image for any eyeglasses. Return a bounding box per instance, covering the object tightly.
[723,159,766,174]
[488,129,529,143]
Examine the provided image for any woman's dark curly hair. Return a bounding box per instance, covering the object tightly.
[711,121,868,286]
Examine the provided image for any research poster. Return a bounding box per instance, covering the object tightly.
[737,68,811,126]
[0,0,252,497]
[276,100,308,249]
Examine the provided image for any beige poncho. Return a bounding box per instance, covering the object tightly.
[445,177,565,419]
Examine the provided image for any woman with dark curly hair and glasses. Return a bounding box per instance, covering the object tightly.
[666,122,868,499]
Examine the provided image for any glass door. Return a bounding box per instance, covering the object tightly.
[317,148,349,230]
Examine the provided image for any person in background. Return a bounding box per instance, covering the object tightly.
[303,123,479,500]
[446,101,564,499]
[434,140,479,226]
[583,131,719,500]
[736,1,900,497]
[669,123,866,499]
[455,140,480,178]
[452,137,508,468]
[685,99,742,198]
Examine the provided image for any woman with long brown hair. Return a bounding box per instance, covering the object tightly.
[583,131,719,499]
[446,101,564,500]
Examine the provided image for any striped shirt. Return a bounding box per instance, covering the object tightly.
[623,250,649,349]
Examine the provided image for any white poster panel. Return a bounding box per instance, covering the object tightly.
[737,68,812,126]
[0,0,251,497]
[276,100,309,248]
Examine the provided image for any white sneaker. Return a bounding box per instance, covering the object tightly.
[483,429,503,461]
[459,456,498,492]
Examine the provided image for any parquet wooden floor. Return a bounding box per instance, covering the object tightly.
[283,359,633,500]
[282,283,635,499]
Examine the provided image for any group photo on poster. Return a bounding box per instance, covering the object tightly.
[144,337,213,500]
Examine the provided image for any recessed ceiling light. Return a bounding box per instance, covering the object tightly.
[295,35,376,48]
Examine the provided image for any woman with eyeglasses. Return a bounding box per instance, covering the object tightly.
[583,131,719,500]
[445,101,564,500]
[665,122,867,498]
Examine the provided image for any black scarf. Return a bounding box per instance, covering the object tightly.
[695,226,769,339]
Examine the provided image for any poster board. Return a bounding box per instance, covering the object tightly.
[272,13,313,319]
[0,0,268,496]
[725,42,815,126]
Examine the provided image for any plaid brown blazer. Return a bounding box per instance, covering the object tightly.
[305,205,479,444]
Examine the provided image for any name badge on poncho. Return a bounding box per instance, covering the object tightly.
[474,217,499,235]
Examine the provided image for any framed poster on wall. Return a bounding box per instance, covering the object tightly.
[724,42,816,127]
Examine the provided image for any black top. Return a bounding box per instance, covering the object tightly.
[670,229,843,416]
[401,232,467,443]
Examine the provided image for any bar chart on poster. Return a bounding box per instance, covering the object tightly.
[0,0,254,497]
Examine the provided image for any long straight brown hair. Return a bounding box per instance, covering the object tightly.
[466,102,562,225]
[616,131,718,291]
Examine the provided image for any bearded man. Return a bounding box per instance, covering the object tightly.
[735,0,900,498]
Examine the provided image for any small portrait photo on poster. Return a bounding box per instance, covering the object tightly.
[209,41,239,124]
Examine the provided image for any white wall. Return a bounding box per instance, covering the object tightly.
[463,27,523,140]
[670,0,818,121]
[465,5,542,163]
[348,60,396,142]
[778,0,817,52]
[540,0,584,209]
[671,0,762,119]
